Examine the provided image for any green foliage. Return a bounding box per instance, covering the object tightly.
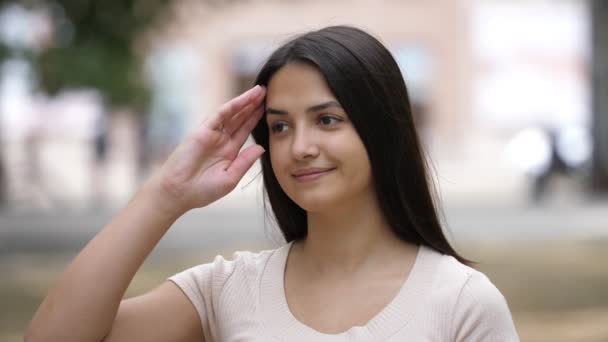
[1,0,171,110]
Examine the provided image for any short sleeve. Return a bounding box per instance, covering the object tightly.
[451,271,520,342]
[168,255,238,342]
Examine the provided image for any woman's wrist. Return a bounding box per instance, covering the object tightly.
[135,178,190,225]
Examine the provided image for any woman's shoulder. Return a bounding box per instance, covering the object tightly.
[421,245,500,295]
[419,246,513,320]
[169,243,288,293]
[181,243,287,278]
[419,246,519,340]
[221,244,286,277]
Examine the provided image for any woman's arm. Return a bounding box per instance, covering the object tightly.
[103,281,203,342]
[25,85,266,342]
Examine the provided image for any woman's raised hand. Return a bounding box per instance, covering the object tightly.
[27,87,267,342]
[147,85,266,215]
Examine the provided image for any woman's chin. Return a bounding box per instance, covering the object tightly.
[293,196,341,213]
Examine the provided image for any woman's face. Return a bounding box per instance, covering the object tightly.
[265,62,373,212]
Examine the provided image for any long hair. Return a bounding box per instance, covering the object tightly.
[251,25,468,263]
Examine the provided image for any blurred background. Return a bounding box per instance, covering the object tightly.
[0,0,607,340]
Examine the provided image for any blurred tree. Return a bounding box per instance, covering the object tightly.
[591,0,608,194]
[0,0,171,206]
[34,0,173,109]
[0,0,250,206]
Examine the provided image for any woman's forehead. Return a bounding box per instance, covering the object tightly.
[266,63,339,110]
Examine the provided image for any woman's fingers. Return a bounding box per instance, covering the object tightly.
[224,88,265,135]
[206,85,265,131]
[226,144,265,181]
[231,104,264,148]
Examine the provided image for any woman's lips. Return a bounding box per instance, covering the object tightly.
[292,168,336,182]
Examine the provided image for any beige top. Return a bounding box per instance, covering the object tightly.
[169,243,519,341]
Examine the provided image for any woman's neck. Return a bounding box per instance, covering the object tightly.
[297,196,416,277]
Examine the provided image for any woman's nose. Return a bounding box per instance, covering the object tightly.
[291,126,319,160]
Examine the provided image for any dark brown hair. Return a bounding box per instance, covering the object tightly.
[252,25,468,263]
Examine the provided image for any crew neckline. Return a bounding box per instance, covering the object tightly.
[260,242,438,341]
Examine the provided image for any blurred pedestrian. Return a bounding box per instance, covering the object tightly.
[531,128,569,201]
[28,26,519,341]
[91,108,109,207]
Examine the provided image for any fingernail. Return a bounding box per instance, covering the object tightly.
[248,85,260,98]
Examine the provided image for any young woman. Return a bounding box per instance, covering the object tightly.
[27,26,519,341]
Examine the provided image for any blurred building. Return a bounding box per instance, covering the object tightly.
[0,0,592,209]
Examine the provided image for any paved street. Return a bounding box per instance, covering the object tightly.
[1,199,606,256]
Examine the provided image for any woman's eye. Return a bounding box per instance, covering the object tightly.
[270,122,288,133]
[319,115,342,126]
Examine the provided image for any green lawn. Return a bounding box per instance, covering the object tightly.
[4,240,608,341]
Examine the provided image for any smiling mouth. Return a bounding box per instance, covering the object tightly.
[292,168,336,181]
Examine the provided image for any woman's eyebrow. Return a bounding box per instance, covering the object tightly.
[266,101,343,115]
[307,101,342,112]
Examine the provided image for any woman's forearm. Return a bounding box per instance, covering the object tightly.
[26,185,184,342]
